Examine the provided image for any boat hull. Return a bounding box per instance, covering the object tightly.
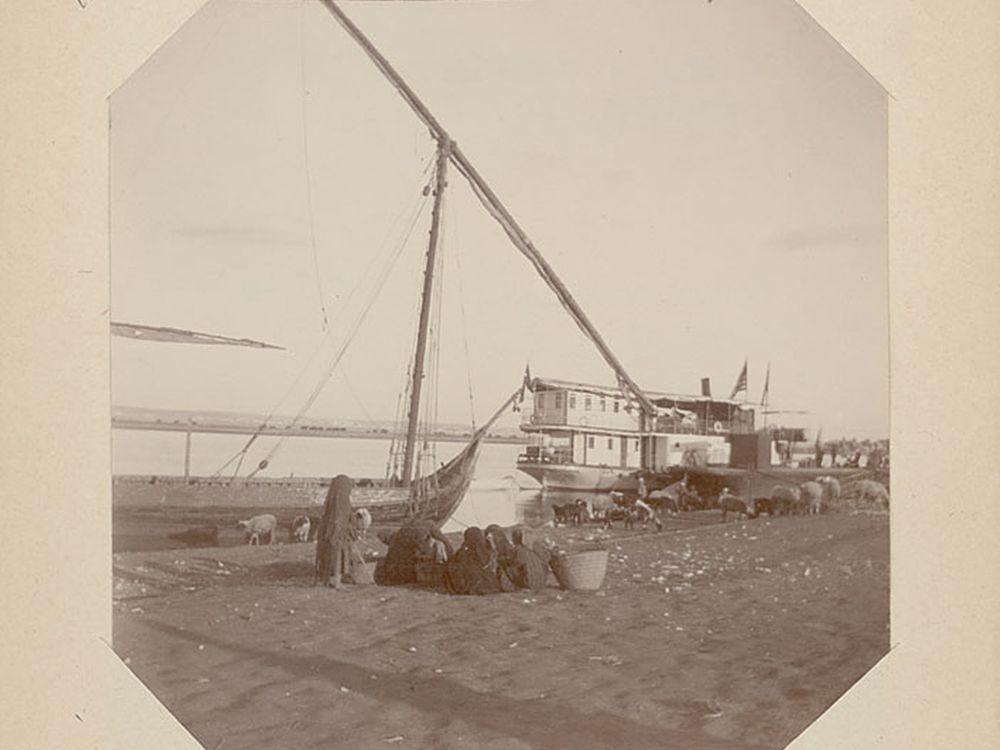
[111,477,469,525]
[112,436,482,527]
[515,462,629,492]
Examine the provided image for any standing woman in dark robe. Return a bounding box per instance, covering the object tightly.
[314,474,354,589]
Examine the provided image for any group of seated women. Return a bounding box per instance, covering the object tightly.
[374,521,553,595]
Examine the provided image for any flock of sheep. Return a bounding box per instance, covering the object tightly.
[720,476,890,521]
[168,476,888,550]
[551,475,890,530]
[233,508,373,546]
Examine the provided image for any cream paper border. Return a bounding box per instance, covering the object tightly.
[1,1,997,748]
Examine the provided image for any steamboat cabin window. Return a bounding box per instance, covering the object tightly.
[555,393,562,409]
[613,400,620,413]
[585,396,592,411]
[600,398,606,411]
[587,436,595,449]
[569,394,577,409]
[607,438,613,449]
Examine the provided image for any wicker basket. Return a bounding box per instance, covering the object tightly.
[553,549,609,591]
[414,561,447,589]
[347,561,376,586]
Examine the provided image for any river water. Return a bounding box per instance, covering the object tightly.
[113,429,525,482]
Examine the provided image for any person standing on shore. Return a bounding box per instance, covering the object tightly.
[314,474,354,589]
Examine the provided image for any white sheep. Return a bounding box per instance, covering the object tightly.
[800,481,824,515]
[817,476,842,508]
[290,515,311,543]
[856,480,889,509]
[236,514,278,545]
[351,507,372,540]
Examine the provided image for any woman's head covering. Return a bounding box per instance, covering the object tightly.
[330,475,354,514]
[463,527,493,567]
[484,524,514,560]
[331,474,353,494]
[463,527,484,547]
[319,474,354,541]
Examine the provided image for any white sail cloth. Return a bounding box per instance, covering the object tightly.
[440,475,520,534]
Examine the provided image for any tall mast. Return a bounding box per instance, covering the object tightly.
[402,139,450,486]
[318,0,658,427]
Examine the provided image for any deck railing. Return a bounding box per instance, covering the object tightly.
[522,415,754,436]
[517,446,574,465]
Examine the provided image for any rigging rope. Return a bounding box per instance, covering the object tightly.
[449,204,477,430]
[385,360,411,481]
[245,180,434,477]
[299,0,330,331]
[419,214,446,480]
[451,155,654,418]
[334,364,372,421]
[232,450,247,479]
[212,158,435,478]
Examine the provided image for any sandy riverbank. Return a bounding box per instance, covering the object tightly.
[113,511,888,749]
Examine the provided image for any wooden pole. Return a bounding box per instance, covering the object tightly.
[402,140,450,487]
[184,431,192,479]
[476,385,527,437]
[448,145,658,423]
[318,0,657,424]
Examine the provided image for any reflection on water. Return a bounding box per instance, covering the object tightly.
[113,430,524,481]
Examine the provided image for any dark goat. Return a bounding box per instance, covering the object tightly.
[552,499,589,526]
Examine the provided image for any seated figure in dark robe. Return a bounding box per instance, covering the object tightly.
[374,519,454,586]
[506,527,550,592]
[445,527,502,596]
[484,524,517,592]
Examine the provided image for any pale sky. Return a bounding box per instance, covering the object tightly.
[111,0,888,439]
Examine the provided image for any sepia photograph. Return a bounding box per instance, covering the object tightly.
[108,1,891,747]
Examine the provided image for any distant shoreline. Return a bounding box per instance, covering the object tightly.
[111,418,527,445]
[111,405,526,444]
